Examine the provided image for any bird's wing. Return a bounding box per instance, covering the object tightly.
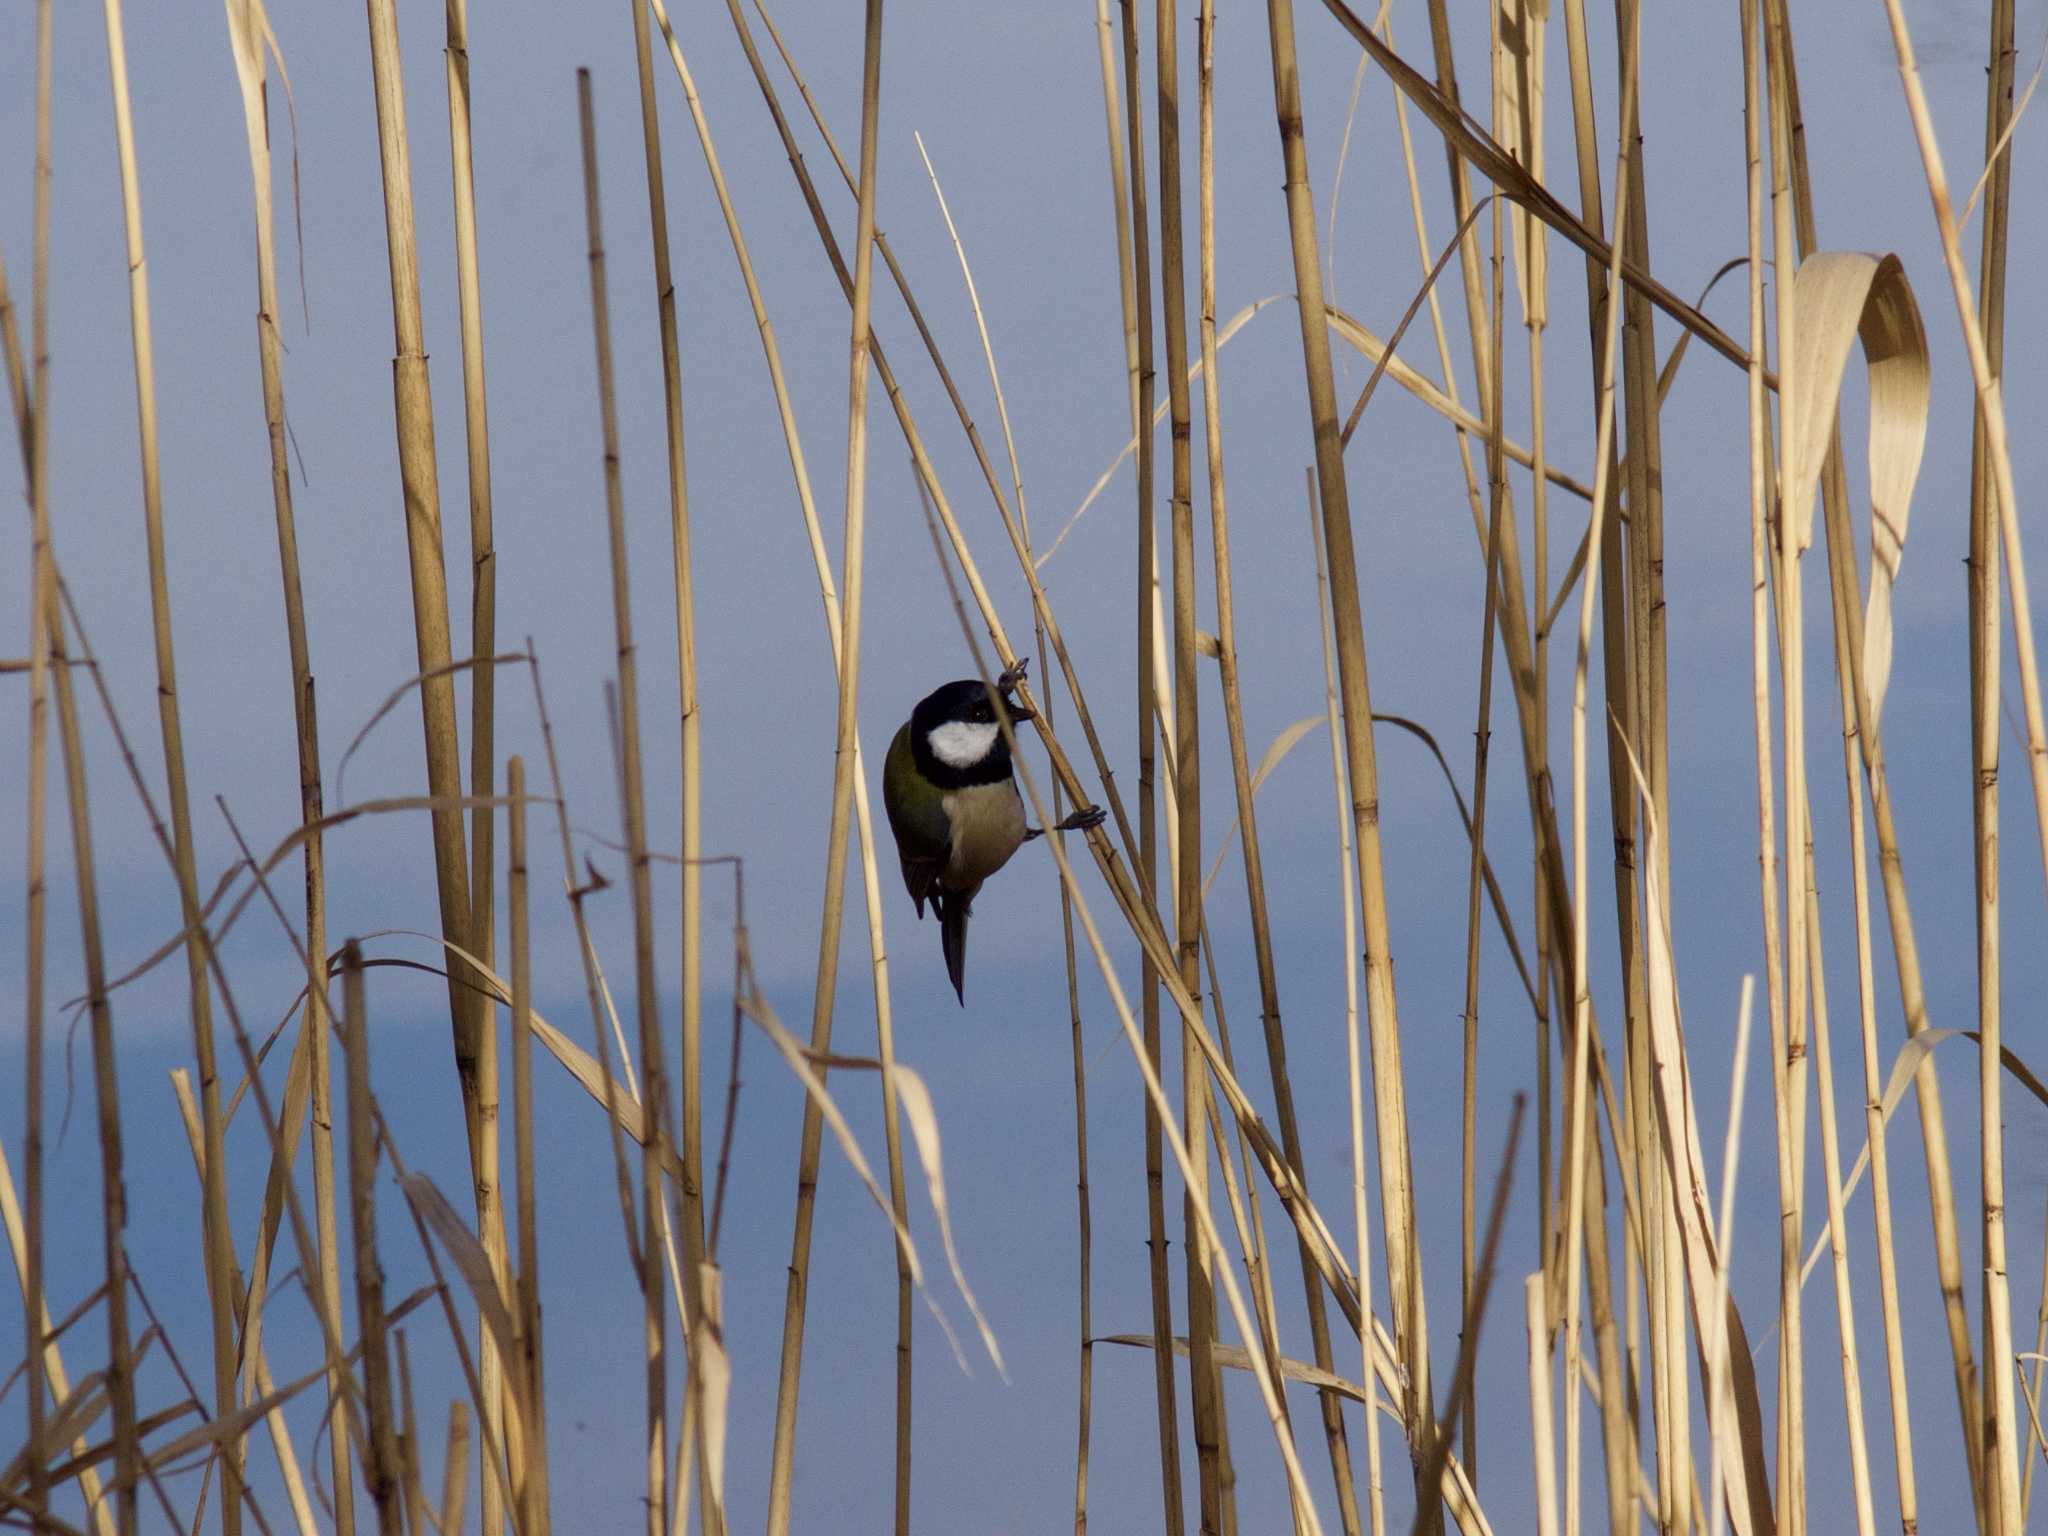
[883,723,951,918]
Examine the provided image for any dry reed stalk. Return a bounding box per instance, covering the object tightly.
[751,17,1458,1501]
[1114,5,1183,1526]
[1453,149,1510,1488]
[1401,0,1571,927]
[441,1,510,1522]
[1083,19,1124,1521]
[620,9,715,1530]
[1413,10,1562,1052]
[165,1069,321,1536]
[1525,1272,1560,1536]
[793,5,905,1528]
[98,0,242,1515]
[1763,29,1814,1531]
[1366,9,1486,548]
[1263,0,1432,1472]
[576,72,670,1536]
[1799,886,1877,1536]
[1417,0,1509,558]
[1308,479,1385,1536]
[1556,5,1644,1529]
[1975,0,2027,1520]
[1549,10,1655,1530]
[1412,1099,1525,1534]
[1328,5,1761,381]
[1606,0,1668,916]
[1755,2,1982,1511]
[1069,849,1093,1536]
[1706,981,1758,1536]
[1871,4,2044,1523]
[1196,7,1356,1525]
[1320,53,1645,1515]
[442,1399,472,1534]
[43,733,124,1528]
[204,812,395,1459]
[1500,0,1558,1277]
[1153,2,1228,1528]
[218,4,352,1523]
[1734,16,1795,1536]
[382,1167,524,1533]
[620,9,713,1526]
[754,78,1152,930]
[343,944,404,1536]
[1599,3,1687,1508]
[1767,243,1931,1536]
[0,255,25,472]
[19,9,53,1518]
[918,508,1334,1536]
[361,0,484,1182]
[0,1143,121,1534]
[902,115,1103,1536]
[628,12,904,1529]
[1967,0,2019,1526]
[506,756,551,1536]
[56,600,378,1530]
[45,595,136,1534]
[743,0,1148,895]
[395,1330,427,1534]
[1191,927,1290,1515]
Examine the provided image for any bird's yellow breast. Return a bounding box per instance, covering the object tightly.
[941,780,1027,889]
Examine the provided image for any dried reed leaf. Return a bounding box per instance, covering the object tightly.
[1622,724,1773,1536]
[1038,295,1286,568]
[1801,1027,2048,1287]
[137,1360,327,1477]
[1096,1332,1388,1410]
[1783,253,1929,721]
[738,1001,926,1291]
[396,1172,531,1418]
[819,1055,1005,1377]
[798,1056,999,1376]
[1326,304,1593,501]
[1201,715,1325,898]
[0,1374,109,1496]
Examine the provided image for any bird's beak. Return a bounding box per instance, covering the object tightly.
[1001,694,1035,725]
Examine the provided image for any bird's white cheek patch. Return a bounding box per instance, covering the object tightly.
[928,720,1000,769]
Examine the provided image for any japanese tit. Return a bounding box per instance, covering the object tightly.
[881,661,1104,1004]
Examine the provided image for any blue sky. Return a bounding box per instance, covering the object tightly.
[5,0,2048,1530]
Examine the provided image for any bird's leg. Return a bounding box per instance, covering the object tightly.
[1023,805,1107,841]
[996,656,1031,694]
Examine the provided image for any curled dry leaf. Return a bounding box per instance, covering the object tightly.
[1784,252,1930,725]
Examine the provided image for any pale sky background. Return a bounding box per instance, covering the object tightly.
[5,0,2048,1531]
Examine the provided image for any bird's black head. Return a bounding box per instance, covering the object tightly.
[908,678,1033,788]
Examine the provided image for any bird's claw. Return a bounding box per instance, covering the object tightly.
[996,657,1031,694]
[1058,805,1107,833]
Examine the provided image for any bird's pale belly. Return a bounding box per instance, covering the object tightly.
[940,781,1027,889]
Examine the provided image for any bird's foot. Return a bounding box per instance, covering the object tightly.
[1024,805,1107,841]
[996,656,1031,694]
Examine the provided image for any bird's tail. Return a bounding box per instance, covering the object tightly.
[936,890,972,1006]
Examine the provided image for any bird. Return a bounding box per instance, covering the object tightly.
[882,660,1105,1004]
